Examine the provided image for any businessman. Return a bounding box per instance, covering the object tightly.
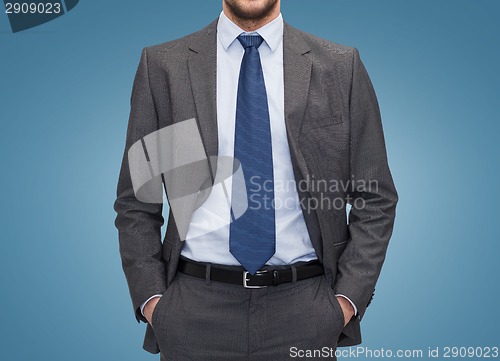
[114,0,398,360]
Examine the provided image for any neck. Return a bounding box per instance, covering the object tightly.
[222,4,280,32]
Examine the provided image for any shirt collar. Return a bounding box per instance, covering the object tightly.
[217,10,283,52]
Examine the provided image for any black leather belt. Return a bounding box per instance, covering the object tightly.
[178,258,324,288]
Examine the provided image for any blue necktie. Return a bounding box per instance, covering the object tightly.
[229,35,276,275]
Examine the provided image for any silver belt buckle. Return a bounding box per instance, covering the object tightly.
[243,270,268,288]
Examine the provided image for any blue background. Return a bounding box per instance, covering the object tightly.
[1,1,499,360]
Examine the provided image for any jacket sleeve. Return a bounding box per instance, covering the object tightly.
[113,48,167,323]
[333,48,398,319]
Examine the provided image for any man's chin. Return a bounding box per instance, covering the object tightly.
[224,0,279,21]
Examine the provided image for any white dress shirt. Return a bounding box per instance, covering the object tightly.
[141,11,357,317]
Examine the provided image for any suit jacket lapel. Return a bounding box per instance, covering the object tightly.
[283,22,312,147]
[187,20,219,163]
[283,23,323,259]
[283,23,313,193]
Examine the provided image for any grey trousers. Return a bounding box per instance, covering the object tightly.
[151,264,344,361]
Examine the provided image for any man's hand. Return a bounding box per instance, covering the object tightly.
[336,296,355,326]
[143,297,161,325]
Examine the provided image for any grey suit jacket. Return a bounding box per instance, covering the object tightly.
[114,18,398,354]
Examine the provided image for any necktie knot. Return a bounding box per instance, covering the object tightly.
[237,34,264,50]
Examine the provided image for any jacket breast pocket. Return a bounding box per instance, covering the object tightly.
[316,112,343,128]
[304,111,344,131]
